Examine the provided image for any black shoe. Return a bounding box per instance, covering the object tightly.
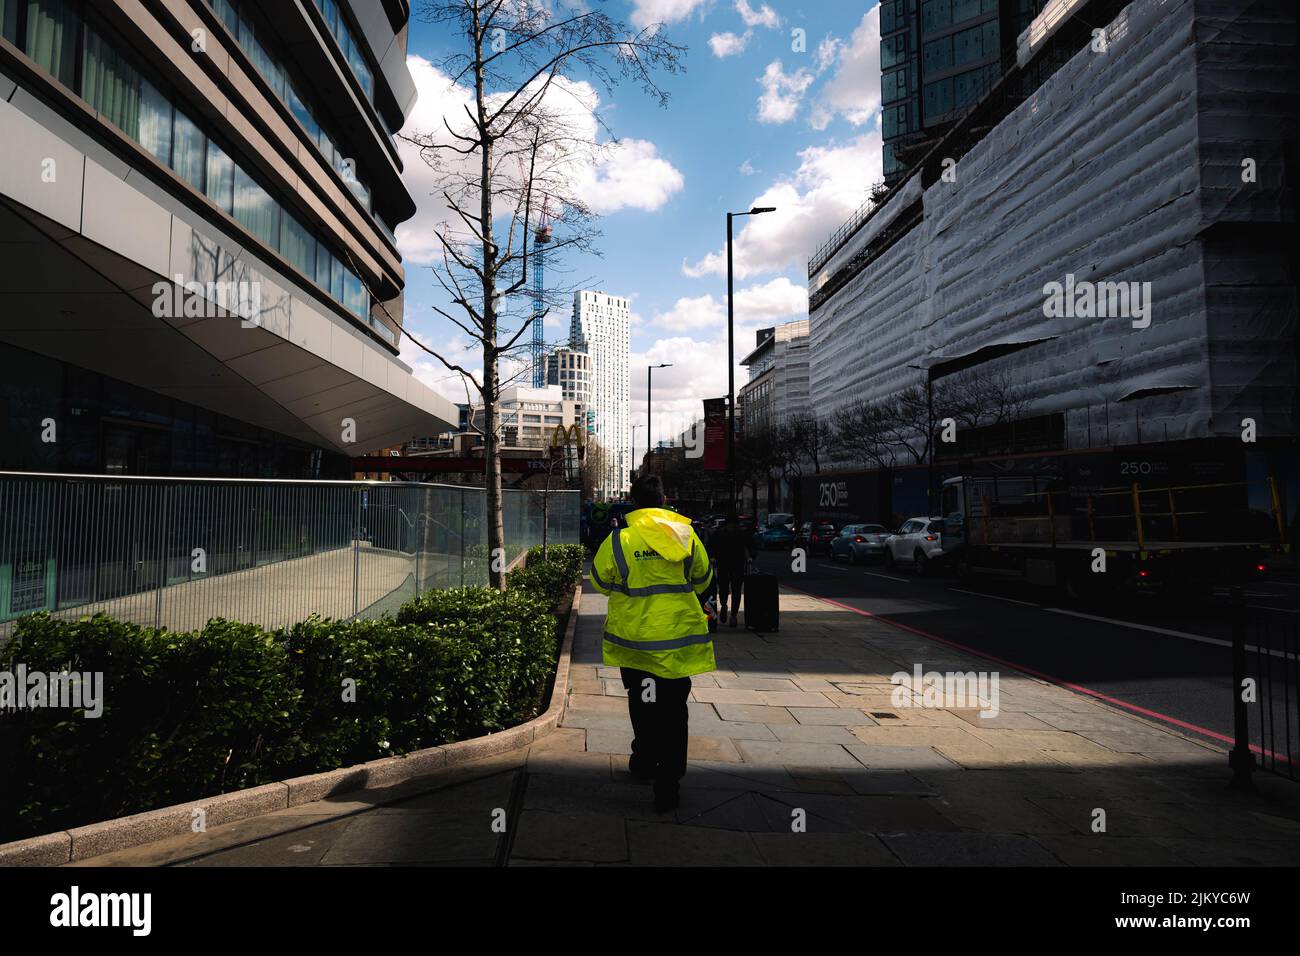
[653,785,680,814]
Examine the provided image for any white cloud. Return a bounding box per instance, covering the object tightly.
[709,30,749,57]
[756,60,815,124]
[735,0,780,29]
[400,331,481,405]
[815,36,841,72]
[575,138,685,215]
[649,276,807,332]
[396,57,684,266]
[683,128,884,280]
[629,0,710,29]
[631,276,808,448]
[630,320,767,450]
[739,159,756,176]
[809,7,882,131]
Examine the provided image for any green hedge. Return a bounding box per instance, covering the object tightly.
[0,565,581,842]
[511,544,586,608]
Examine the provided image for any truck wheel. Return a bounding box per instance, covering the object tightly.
[914,549,928,576]
[848,549,858,565]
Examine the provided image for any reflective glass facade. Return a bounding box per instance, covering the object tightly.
[882,0,1048,185]
[205,0,377,214]
[12,0,373,324]
[0,341,349,478]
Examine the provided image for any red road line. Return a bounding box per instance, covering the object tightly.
[782,583,1294,766]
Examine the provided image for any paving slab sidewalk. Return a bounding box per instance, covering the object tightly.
[71,582,1300,867]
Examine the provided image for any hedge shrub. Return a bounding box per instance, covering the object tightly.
[511,544,586,609]
[0,615,301,839]
[0,575,573,842]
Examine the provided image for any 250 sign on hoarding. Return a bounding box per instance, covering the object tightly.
[819,481,849,508]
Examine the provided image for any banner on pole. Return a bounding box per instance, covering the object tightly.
[703,398,728,472]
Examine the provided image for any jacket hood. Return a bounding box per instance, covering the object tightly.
[628,508,694,562]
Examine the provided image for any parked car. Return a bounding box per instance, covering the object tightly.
[766,512,796,531]
[828,524,891,563]
[883,517,945,575]
[795,521,839,556]
[753,525,796,551]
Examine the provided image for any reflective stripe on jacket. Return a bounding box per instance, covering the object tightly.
[590,507,716,679]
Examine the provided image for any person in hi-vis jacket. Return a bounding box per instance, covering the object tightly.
[590,475,714,813]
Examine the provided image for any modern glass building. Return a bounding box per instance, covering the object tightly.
[881,0,1048,185]
[0,0,457,476]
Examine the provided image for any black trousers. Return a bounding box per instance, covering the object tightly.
[716,564,745,615]
[620,667,692,790]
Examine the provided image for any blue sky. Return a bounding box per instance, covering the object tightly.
[396,0,884,449]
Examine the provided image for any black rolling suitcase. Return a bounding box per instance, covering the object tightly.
[743,568,779,633]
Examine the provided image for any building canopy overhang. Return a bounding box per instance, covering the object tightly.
[0,197,455,455]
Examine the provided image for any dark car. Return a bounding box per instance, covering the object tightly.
[794,521,838,556]
[752,526,795,550]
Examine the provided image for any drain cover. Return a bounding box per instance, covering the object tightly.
[870,711,901,719]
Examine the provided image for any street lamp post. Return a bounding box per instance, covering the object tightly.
[647,363,672,480]
[727,206,777,511]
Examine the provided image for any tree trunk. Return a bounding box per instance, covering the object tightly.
[474,9,507,591]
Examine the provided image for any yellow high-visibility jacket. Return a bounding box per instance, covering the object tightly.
[590,507,716,679]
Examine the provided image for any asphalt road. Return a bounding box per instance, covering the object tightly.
[746,546,1300,752]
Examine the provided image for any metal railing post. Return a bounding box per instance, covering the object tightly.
[154,483,168,629]
[352,488,361,617]
[1131,482,1145,552]
[1229,586,1256,791]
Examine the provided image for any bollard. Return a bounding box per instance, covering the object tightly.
[1228,585,1256,791]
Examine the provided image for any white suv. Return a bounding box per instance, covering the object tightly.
[883,516,945,575]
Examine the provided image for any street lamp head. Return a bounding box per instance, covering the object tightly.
[652,363,673,369]
[749,206,777,215]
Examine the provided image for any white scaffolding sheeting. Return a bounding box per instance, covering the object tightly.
[809,0,1297,456]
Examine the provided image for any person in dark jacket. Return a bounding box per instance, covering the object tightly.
[709,511,755,627]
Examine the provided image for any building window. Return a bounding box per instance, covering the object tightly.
[878,104,909,139]
[922,35,952,74]
[880,0,906,34]
[1,0,18,43]
[25,0,80,89]
[924,77,954,119]
[951,0,982,25]
[234,165,280,250]
[881,66,909,105]
[921,0,950,32]
[176,109,207,194]
[880,33,907,70]
[203,135,233,211]
[311,0,374,101]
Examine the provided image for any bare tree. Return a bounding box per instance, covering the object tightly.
[786,417,832,475]
[735,427,778,517]
[832,400,896,470]
[401,0,684,588]
[582,438,613,502]
[832,367,1031,471]
[941,367,1031,435]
